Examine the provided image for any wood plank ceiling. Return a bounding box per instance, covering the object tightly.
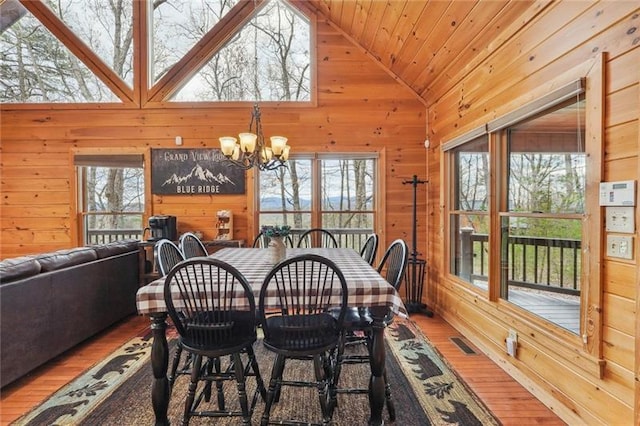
[298,0,539,106]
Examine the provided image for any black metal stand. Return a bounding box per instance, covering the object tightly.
[402,175,433,317]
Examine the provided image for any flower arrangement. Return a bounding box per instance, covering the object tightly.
[261,225,291,238]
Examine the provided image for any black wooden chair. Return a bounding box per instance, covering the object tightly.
[296,228,339,248]
[164,258,266,425]
[333,238,409,421]
[154,239,186,277]
[359,233,378,265]
[252,231,294,248]
[179,232,208,258]
[258,254,348,426]
[156,237,203,392]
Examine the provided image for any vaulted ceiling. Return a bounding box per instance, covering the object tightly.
[295,0,539,107]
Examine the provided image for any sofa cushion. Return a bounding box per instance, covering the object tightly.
[92,239,140,259]
[36,247,98,272]
[0,256,42,284]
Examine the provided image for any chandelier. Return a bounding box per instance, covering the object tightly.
[218,104,290,171]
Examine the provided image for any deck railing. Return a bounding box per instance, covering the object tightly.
[87,227,373,251]
[461,229,581,296]
[86,229,143,244]
[285,228,372,250]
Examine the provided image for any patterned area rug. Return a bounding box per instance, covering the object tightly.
[386,319,500,425]
[12,327,155,425]
[13,319,499,425]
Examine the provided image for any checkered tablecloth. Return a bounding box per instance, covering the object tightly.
[136,247,407,317]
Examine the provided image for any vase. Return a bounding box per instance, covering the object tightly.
[269,236,286,264]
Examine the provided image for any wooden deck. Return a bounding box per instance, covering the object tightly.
[507,288,580,334]
[474,282,580,334]
[0,313,566,425]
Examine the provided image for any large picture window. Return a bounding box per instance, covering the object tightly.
[1,0,312,104]
[444,80,588,335]
[256,154,377,250]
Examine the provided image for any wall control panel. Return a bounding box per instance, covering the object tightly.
[599,180,636,206]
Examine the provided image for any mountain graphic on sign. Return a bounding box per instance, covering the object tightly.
[162,164,236,187]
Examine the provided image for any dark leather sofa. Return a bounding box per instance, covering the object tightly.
[0,240,140,388]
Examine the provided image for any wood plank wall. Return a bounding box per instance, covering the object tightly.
[0,21,427,260]
[425,2,639,425]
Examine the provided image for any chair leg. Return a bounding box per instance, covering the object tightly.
[274,358,285,402]
[313,354,332,425]
[261,353,286,426]
[333,331,345,389]
[213,357,225,410]
[247,345,267,401]
[231,352,252,425]
[323,349,338,413]
[168,342,183,389]
[384,369,396,421]
[183,354,203,426]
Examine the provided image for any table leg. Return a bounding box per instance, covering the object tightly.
[149,313,170,426]
[368,307,388,426]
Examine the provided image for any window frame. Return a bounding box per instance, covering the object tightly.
[70,148,151,246]
[253,152,380,250]
[442,63,604,373]
[447,134,490,290]
[4,0,317,107]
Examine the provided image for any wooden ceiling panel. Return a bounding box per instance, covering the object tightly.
[302,0,536,105]
[380,1,429,67]
[399,1,477,86]
[367,0,406,58]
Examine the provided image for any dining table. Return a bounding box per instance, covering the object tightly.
[136,247,408,426]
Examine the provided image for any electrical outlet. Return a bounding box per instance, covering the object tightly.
[506,329,518,357]
[606,235,634,260]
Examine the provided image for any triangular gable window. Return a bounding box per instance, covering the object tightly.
[43,0,134,87]
[151,0,241,83]
[171,0,311,102]
[0,0,121,103]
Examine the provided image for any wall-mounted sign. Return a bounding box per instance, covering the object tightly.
[151,148,246,195]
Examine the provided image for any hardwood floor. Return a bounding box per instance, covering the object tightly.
[411,314,566,425]
[0,313,566,425]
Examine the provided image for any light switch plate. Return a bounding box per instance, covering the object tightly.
[605,206,635,233]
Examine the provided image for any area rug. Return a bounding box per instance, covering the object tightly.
[13,318,499,425]
[12,327,156,425]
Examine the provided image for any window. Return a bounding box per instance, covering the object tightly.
[500,95,585,334]
[448,135,489,290]
[2,0,312,104]
[444,79,587,335]
[256,154,377,250]
[0,0,121,103]
[151,0,239,84]
[156,0,312,102]
[75,154,145,244]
